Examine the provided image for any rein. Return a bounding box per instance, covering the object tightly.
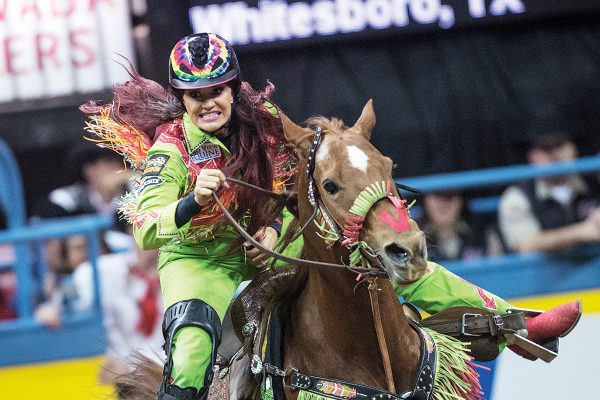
[211,191,387,276]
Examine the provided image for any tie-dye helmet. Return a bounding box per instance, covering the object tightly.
[169,33,240,90]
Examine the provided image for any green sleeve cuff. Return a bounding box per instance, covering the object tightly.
[157,201,192,239]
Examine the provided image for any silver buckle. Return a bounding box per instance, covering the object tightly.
[493,314,504,329]
[461,313,482,336]
[250,354,263,375]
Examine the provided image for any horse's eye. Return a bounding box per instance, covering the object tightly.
[322,180,339,195]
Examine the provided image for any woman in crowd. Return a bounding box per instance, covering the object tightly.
[418,191,504,261]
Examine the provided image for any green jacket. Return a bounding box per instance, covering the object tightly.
[133,113,238,247]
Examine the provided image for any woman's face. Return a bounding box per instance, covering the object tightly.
[424,193,464,228]
[182,84,234,135]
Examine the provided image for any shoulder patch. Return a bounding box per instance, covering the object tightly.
[143,154,170,176]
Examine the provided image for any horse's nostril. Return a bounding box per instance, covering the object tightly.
[385,244,410,268]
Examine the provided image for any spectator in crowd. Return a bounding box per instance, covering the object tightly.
[73,231,163,385]
[0,268,16,321]
[0,210,17,321]
[34,229,163,385]
[32,141,134,252]
[418,191,503,261]
[0,211,16,320]
[498,130,600,253]
[34,234,100,329]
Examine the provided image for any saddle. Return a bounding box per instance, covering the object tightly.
[208,271,581,398]
[208,265,305,400]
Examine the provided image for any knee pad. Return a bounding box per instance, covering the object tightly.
[161,299,222,390]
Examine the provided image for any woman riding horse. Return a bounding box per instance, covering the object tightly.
[82,32,581,400]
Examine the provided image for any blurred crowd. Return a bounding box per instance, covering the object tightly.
[0,141,164,385]
[416,129,600,262]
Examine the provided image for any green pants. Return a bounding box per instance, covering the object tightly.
[157,208,302,390]
[158,244,251,390]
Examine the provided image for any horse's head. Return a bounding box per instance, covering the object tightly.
[281,101,428,284]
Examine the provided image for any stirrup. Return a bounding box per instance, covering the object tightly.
[506,300,582,363]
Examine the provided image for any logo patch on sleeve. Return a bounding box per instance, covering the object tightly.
[138,176,164,192]
[191,143,222,164]
[143,154,170,176]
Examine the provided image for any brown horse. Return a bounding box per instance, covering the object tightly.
[117,101,481,400]
[274,101,430,399]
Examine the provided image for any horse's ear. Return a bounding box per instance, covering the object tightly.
[280,111,310,153]
[352,99,376,140]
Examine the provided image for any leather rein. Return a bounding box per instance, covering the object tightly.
[211,188,385,276]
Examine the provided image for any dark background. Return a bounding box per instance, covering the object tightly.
[1,1,600,216]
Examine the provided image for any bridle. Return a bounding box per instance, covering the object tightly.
[213,126,418,278]
[215,126,431,396]
[298,126,418,271]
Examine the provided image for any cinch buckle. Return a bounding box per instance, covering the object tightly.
[492,314,504,329]
[461,313,482,337]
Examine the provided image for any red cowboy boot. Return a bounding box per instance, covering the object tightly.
[508,300,582,361]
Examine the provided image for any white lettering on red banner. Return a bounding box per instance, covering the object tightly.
[0,0,134,103]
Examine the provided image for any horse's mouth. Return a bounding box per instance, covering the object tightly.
[378,243,428,285]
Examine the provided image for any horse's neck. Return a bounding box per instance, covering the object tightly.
[286,195,421,392]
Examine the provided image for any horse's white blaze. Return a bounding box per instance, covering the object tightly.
[316,141,330,162]
[347,145,369,172]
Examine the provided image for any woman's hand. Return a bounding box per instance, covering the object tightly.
[194,169,229,206]
[244,226,279,268]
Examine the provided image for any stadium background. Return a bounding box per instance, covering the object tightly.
[1,1,599,399]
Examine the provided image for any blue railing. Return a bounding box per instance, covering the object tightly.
[396,154,600,298]
[0,138,111,365]
[399,155,600,192]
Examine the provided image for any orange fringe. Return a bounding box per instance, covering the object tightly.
[83,106,152,171]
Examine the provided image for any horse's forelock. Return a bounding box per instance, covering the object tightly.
[305,116,348,133]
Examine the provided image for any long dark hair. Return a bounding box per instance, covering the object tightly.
[223,81,288,234]
[81,64,293,235]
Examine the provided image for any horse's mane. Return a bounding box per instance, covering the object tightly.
[305,116,348,133]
